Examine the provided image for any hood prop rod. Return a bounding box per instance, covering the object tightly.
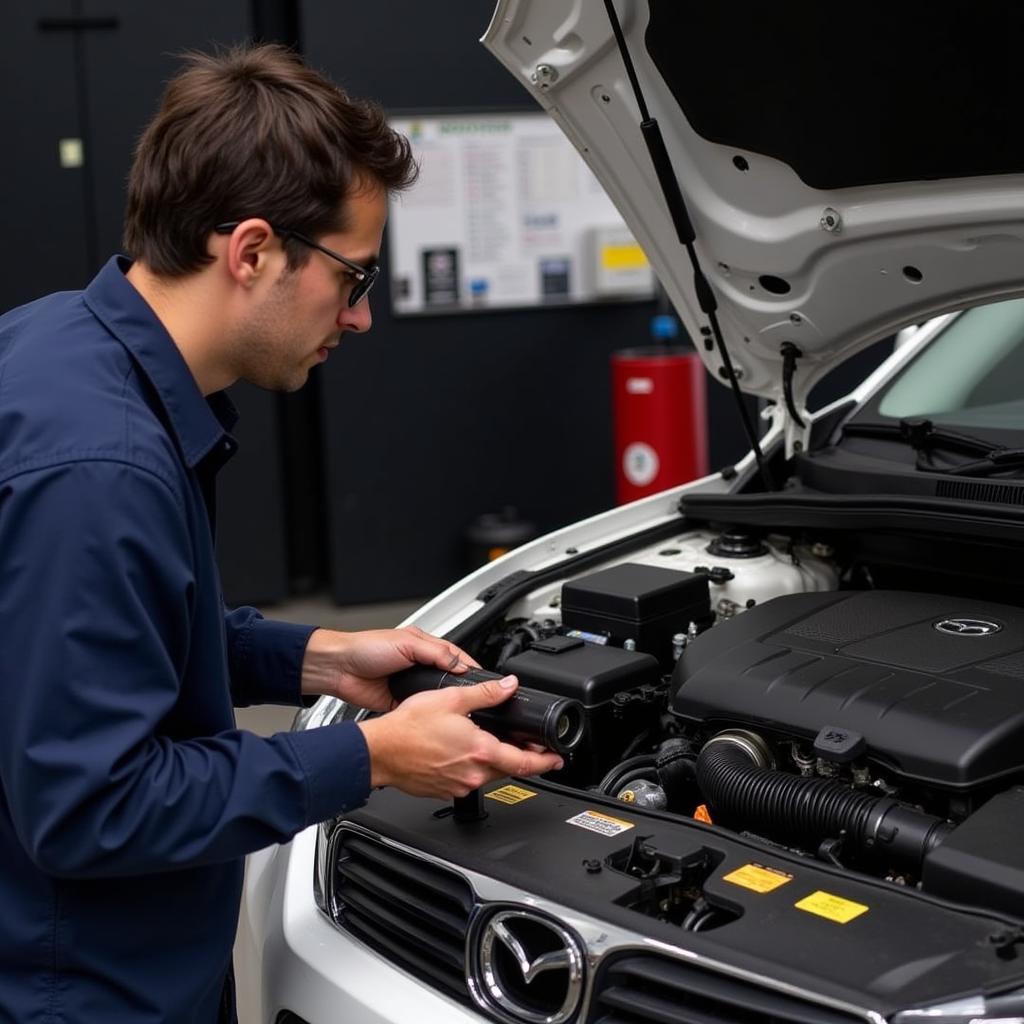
[602,0,774,491]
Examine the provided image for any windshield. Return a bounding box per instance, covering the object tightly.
[878,299,1024,430]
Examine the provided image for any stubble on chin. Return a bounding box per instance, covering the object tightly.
[244,353,310,393]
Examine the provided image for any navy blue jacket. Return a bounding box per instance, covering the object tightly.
[0,258,370,1023]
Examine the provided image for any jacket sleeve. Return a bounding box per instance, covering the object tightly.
[223,605,317,708]
[0,459,370,879]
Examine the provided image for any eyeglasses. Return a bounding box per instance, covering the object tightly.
[214,222,379,307]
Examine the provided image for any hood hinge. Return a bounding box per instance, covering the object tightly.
[779,342,811,458]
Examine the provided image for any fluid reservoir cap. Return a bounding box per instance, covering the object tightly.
[693,565,736,585]
[616,779,668,810]
[814,725,867,763]
[706,530,769,559]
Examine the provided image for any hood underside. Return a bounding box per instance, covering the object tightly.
[483,1,1024,410]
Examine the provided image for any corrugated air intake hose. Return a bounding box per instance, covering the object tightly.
[695,733,953,873]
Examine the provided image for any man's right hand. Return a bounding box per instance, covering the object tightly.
[356,675,564,799]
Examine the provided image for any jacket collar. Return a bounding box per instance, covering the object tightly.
[83,256,238,468]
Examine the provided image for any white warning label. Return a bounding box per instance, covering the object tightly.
[565,809,635,837]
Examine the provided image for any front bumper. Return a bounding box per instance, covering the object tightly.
[250,781,1024,1024]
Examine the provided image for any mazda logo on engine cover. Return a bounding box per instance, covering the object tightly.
[934,617,1003,636]
[471,909,583,1024]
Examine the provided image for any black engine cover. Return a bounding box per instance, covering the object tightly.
[671,590,1024,789]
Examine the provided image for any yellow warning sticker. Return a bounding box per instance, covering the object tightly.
[795,890,869,924]
[722,863,794,894]
[600,242,649,271]
[485,785,537,805]
[566,810,635,837]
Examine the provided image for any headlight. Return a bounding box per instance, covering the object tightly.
[291,695,355,732]
[891,988,1024,1023]
[313,820,333,916]
[293,698,363,913]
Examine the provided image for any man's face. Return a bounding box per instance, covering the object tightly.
[236,183,387,392]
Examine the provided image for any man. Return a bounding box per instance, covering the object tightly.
[0,45,561,1023]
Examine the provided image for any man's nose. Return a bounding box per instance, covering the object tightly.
[339,298,372,334]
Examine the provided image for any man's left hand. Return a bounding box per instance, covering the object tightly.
[300,626,479,711]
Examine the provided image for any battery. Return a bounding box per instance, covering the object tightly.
[561,562,711,663]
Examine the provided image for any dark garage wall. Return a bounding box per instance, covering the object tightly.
[0,0,251,307]
[0,0,290,607]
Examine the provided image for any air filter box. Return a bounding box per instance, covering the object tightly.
[561,563,711,663]
[923,787,1024,918]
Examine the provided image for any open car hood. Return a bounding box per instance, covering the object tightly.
[483,1,1024,418]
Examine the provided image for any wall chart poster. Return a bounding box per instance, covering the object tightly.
[388,112,654,316]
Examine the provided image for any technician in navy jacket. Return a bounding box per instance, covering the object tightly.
[0,45,562,1023]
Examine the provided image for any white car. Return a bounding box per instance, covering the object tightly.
[248,3,1024,1022]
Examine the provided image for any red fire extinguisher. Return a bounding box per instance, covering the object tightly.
[612,314,709,504]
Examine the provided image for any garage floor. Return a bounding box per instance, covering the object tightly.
[234,594,424,1024]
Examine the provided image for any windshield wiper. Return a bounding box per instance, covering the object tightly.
[927,448,1024,477]
[843,418,1024,477]
[844,418,995,454]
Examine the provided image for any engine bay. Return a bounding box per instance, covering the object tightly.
[327,518,1024,1018]
[466,526,1024,922]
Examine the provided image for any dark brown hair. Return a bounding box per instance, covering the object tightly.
[123,44,417,276]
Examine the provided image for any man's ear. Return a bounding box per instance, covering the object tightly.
[222,219,277,287]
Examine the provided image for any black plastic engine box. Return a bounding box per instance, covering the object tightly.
[561,562,711,664]
[503,636,661,778]
[923,787,1024,918]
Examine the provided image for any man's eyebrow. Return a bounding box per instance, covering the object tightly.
[335,251,378,269]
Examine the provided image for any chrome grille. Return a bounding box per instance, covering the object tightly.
[328,830,474,1004]
[589,955,864,1024]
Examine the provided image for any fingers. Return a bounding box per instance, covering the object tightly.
[441,735,564,795]
[362,687,564,799]
[443,642,479,671]
[401,627,480,672]
[449,676,518,712]
[489,739,564,777]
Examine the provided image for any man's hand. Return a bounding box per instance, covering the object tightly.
[357,676,565,798]
[301,626,479,711]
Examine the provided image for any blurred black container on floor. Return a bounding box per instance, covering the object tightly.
[465,507,536,570]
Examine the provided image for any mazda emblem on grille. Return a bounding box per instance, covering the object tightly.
[470,909,584,1024]
[934,617,1003,636]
